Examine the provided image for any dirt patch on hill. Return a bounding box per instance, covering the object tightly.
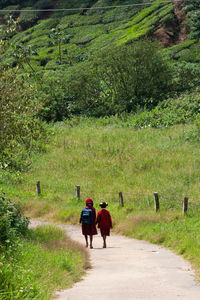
[155,0,186,47]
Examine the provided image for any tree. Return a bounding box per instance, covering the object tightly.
[49,27,66,65]
[66,41,172,116]
[0,16,18,57]
[0,18,48,171]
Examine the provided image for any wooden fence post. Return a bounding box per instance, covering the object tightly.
[154,192,159,212]
[183,197,188,215]
[36,181,41,195]
[119,192,124,207]
[75,186,80,200]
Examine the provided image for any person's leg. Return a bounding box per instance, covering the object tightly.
[84,235,88,247]
[89,235,93,248]
[103,235,106,248]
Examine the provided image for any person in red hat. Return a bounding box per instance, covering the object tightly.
[96,202,112,248]
[80,198,97,248]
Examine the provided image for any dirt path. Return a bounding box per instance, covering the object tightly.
[31,221,200,300]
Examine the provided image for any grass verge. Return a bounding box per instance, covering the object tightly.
[0,225,89,299]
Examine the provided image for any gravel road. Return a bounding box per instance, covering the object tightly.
[31,221,200,300]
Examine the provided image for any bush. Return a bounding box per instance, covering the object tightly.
[185,114,200,142]
[0,69,49,171]
[131,90,200,129]
[172,62,200,92]
[66,41,172,117]
[0,191,29,246]
[38,71,73,122]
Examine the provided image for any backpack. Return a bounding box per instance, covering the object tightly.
[81,207,92,224]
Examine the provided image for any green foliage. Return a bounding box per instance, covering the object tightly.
[0,0,175,75]
[185,115,200,142]
[34,0,53,10]
[125,91,200,129]
[0,1,200,123]
[38,72,73,122]
[12,43,38,71]
[0,191,29,246]
[19,8,40,29]
[0,1,22,9]
[66,41,172,117]
[183,0,200,39]
[0,17,18,53]
[0,225,87,299]
[0,70,49,171]
[172,61,200,92]
[119,3,173,43]
[0,19,49,171]
[0,0,55,9]
[49,27,67,64]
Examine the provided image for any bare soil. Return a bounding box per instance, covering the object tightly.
[155,0,186,47]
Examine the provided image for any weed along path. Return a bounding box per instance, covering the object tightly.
[31,221,200,300]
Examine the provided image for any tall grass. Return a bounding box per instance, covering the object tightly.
[2,118,200,217]
[2,118,200,277]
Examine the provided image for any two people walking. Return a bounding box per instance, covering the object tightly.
[80,198,112,249]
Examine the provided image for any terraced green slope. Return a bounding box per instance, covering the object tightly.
[1,0,200,73]
[0,0,185,71]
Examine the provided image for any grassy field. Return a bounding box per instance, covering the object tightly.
[3,118,200,212]
[2,117,200,278]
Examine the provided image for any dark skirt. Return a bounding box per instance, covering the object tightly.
[100,228,110,237]
[82,223,97,236]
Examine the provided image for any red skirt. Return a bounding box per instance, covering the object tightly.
[100,228,110,237]
[82,223,97,236]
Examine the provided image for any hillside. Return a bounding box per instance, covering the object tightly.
[0,0,200,71]
[1,0,200,170]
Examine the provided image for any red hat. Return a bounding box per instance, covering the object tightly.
[86,198,93,205]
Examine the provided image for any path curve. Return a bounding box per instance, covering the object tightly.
[31,221,200,300]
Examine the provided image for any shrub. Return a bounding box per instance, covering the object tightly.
[0,69,49,171]
[0,191,29,246]
[131,90,200,129]
[172,62,200,92]
[38,71,73,122]
[185,114,200,142]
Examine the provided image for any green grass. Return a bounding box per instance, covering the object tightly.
[2,118,200,215]
[2,117,200,279]
[0,225,89,299]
